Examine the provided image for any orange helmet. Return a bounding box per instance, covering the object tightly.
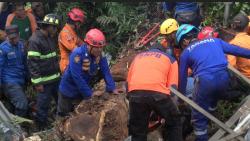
[84,28,106,48]
[67,8,85,23]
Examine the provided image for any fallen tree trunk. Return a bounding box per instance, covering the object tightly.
[59,91,129,141]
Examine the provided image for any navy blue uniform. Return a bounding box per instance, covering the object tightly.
[57,44,116,116]
[0,41,28,117]
[179,38,250,141]
[59,44,115,98]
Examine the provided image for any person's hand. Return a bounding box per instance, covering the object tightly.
[93,90,103,97]
[35,85,44,93]
[112,88,125,95]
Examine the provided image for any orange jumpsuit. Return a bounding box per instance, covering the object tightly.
[58,24,83,73]
[227,32,250,78]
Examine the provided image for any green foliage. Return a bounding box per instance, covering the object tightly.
[202,2,250,27]
[95,2,147,58]
[53,2,147,59]
[202,2,225,26]
[216,95,245,122]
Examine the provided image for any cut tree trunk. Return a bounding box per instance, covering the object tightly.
[60,91,129,141]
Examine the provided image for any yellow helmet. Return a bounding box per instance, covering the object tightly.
[160,18,179,35]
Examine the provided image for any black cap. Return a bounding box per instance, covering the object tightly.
[232,12,249,30]
[5,25,19,39]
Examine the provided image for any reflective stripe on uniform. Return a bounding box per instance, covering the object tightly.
[194,129,207,136]
[208,106,217,111]
[31,73,60,84]
[28,51,57,59]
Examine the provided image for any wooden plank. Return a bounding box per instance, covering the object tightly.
[218,131,244,141]
[170,87,244,141]
[209,96,250,141]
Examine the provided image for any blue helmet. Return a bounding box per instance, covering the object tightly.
[176,24,199,45]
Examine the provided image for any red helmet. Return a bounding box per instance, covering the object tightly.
[197,26,219,40]
[67,8,85,23]
[84,28,106,48]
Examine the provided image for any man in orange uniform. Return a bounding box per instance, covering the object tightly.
[227,13,250,79]
[58,8,85,73]
[127,43,182,141]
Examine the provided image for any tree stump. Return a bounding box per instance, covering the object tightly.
[59,89,129,141]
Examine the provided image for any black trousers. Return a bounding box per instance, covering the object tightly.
[128,90,183,141]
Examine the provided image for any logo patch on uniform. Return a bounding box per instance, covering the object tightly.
[82,59,90,71]
[74,55,80,63]
[83,59,90,63]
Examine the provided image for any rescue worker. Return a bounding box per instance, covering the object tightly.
[159,18,193,139]
[127,43,182,141]
[159,18,179,56]
[198,25,244,101]
[5,2,37,42]
[58,8,85,73]
[197,26,219,40]
[227,13,250,79]
[57,28,122,117]
[0,25,29,117]
[27,14,60,130]
[160,18,194,99]
[176,24,250,141]
[162,2,202,28]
